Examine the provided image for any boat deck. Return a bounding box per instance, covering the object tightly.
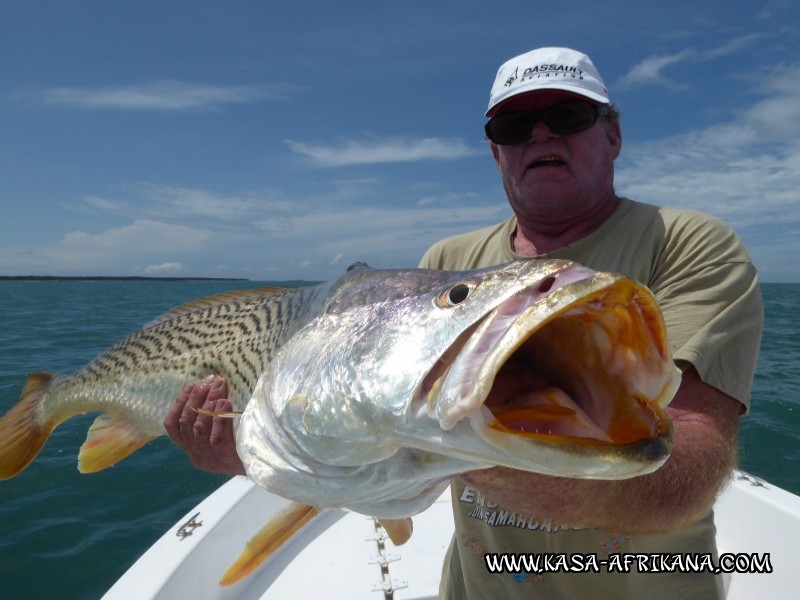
[103,471,799,599]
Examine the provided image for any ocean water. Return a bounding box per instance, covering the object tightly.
[0,280,798,599]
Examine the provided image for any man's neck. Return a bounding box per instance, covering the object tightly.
[512,196,620,256]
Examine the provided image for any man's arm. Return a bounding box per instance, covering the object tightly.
[459,366,740,534]
[164,376,246,476]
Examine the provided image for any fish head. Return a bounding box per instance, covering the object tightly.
[412,259,681,479]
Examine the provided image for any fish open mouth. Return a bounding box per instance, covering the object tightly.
[423,271,680,451]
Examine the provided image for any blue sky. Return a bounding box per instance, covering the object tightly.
[1,0,798,282]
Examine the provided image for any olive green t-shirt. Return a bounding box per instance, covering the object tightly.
[419,198,764,599]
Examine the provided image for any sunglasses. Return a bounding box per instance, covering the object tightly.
[484,101,609,145]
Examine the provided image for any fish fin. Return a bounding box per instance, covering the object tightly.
[190,407,242,418]
[145,286,296,328]
[346,261,371,273]
[219,502,320,587]
[0,372,57,480]
[378,517,414,546]
[78,413,156,473]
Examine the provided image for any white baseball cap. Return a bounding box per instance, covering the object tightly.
[486,47,610,116]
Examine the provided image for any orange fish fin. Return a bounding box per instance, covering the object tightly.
[378,517,414,546]
[78,413,156,473]
[219,502,320,587]
[0,372,57,480]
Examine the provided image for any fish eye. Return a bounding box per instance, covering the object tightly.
[449,284,471,304]
[437,281,476,307]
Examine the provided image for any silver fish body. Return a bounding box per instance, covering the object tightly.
[1,259,679,518]
[236,260,680,518]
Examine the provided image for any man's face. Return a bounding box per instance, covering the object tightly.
[489,91,622,228]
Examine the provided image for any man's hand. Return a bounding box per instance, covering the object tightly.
[164,375,246,476]
[460,366,741,534]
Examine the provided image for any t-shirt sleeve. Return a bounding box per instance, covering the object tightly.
[418,218,518,271]
[650,212,763,410]
[418,241,444,269]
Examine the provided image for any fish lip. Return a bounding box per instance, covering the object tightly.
[472,413,674,479]
[424,269,680,458]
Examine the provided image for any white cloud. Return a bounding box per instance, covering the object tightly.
[80,195,130,213]
[738,65,800,138]
[142,262,185,275]
[252,201,508,266]
[74,185,306,225]
[617,138,800,227]
[616,50,695,89]
[135,184,306,221]
[62,219,209,251]
[285,137,482,166]
[616,34,765,91]
[23,176,508,279]
[416,191,483,207]
[328,178,379,198]
[758,0,795,20]
[701,33,765,61]
[41,81,294,111]
[615,63,800,280]
[0,220,213,275]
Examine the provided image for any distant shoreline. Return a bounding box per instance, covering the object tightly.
[0,276,249,282]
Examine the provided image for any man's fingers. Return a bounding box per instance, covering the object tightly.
[191,390,216,438]
[164,384,191,441]
[165,376,226,441]
[210,399,247,476]
[185,376,225,443]
[209,399,236,445]
[164,376,244,475]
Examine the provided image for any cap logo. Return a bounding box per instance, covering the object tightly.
[520,64,584,83]
[504,67,519,88]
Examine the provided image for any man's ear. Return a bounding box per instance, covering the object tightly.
[606,119,622,160]
[490,141,501,169]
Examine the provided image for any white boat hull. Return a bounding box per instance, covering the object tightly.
[103,470,799,599]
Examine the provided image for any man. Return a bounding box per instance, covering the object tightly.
[166,47,763,599]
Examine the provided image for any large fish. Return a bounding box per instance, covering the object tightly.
[0,259,680,582]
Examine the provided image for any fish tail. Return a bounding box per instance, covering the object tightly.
[220,502,320,586]
[0,372,58,480]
